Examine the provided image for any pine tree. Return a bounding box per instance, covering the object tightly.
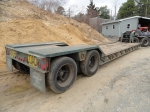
[135,0,150,17]
[98,5,110,19]
[87,0,98,18]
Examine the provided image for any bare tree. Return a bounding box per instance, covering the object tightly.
[28,0,67,13]
[66,5,86,18]
[112,0,119,20]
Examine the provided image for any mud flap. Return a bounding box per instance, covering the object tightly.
[30,68,46,93]
[6,56,13,72]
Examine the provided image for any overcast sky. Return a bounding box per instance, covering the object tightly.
[65,0,127,15]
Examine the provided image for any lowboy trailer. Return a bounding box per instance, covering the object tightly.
[5,42,140,93]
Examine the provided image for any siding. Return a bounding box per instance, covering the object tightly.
[119,18,138,36]
[102,17,139,37]
[102,22,120,37]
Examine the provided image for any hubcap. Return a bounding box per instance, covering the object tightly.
[89,56,95,69]
[57,65,69,85]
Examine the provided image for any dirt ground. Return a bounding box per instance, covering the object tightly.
[0,46,150,112]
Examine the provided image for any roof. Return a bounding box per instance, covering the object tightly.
[101,16,150,25]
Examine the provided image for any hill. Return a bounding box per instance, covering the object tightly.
[0,0,109,65]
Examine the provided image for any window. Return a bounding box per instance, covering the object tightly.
[127,24,131,29]
[106,26,108,30]
[113,25,115,29]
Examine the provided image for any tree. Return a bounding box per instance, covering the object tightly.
[112,0,120,20]
[73,13,88,23]
[56,6,65,15]
[98,5,110,19]
[135,0,150,17]
[72,6,89,24]
[28,0,67,13]
[87,0,98,18]
[117,0,137,19]
[65,5,80,18]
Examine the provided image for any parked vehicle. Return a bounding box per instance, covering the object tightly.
[120,27,150,47]
[5,42,140,93]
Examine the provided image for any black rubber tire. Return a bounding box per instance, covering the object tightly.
[47,57,77,93]
[12,60,18,70]
[141,37,150,47]
[80,50,100,77]
[20,64,30,74]
[133,37,139,43]
[12,60,29,74]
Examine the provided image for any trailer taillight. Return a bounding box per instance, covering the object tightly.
[42,64,46,70]
[38,58,49,71]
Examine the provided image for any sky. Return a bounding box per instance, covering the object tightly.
[65,0,127,15]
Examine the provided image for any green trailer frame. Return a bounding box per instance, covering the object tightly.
[5,42,140,93]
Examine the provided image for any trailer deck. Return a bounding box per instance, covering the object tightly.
[99,42,140,56]
[5,42,140,93]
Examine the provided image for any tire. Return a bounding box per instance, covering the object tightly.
[12,60,29,74]
[141,37,150,47]
[20,64,30,74]
[12,60,18,70]
[80,50,100,77]
[47,57,77,93]
[133,37,139,43]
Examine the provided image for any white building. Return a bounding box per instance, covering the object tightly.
[101,16,150,37]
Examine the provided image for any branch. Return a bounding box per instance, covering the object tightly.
[134,0,150,5]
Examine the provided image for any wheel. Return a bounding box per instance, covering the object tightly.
[47,57,77,93]
[12,60,29,74]
[12,60,18,70]
[133,37,139,43]
[141,37,150,47]
[80,50,100,77]
[20,64,30,74]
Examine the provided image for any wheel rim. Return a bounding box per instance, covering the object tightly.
[56,64,73,87]
[88,55,97,72]
[89,56,95,68]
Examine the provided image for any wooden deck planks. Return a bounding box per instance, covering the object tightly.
[98,42,140,56]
